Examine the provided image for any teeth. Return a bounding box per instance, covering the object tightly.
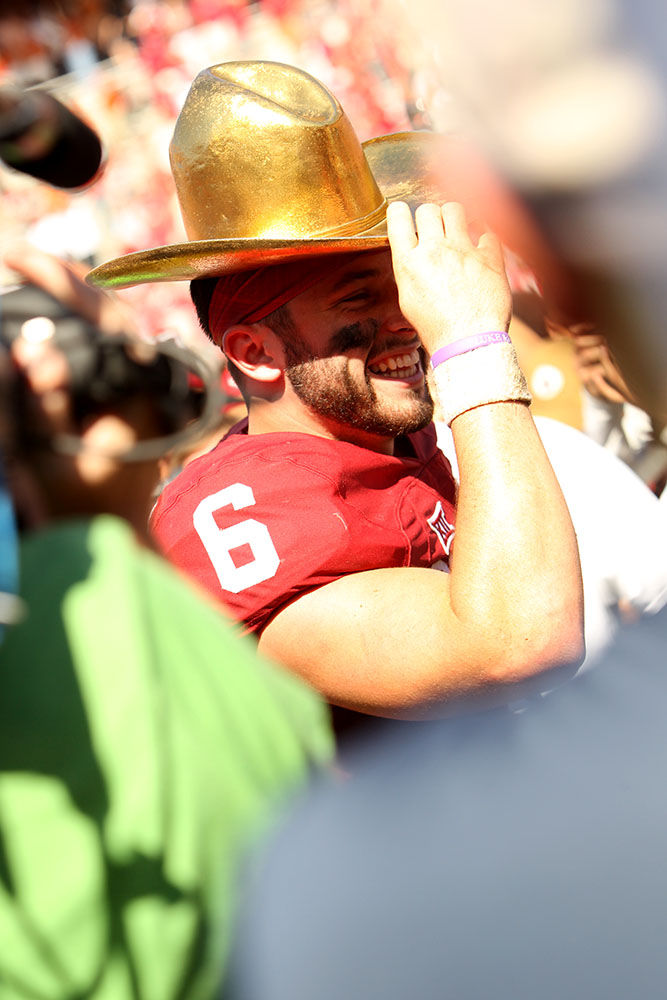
[393,364,416,379]
[368,348,420,378]
[371,363,418,380]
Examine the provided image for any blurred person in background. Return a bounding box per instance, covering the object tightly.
[553,315,667,494]
[2,242,243,483]
[0,253,333,1000]
[378,0,667,471]
[0,1,131,87]
[225,601,667,1000]
[89,60,584,743]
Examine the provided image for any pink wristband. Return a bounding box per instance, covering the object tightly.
[430,331,511,370]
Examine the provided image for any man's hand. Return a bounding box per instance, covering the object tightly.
[386,201,512,356]
[544,315,641,407]
[3,244,139,338]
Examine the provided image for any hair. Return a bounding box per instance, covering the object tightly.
[189,277,218,340]
[189,276,304,400]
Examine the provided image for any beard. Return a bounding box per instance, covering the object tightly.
[282,319,434,439]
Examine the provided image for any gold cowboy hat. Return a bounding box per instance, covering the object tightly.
[86,60,456,290]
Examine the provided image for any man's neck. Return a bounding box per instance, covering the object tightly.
[246,403,395,455]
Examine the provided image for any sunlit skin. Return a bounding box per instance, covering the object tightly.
[263,250,434,454]
[219,202,584,714]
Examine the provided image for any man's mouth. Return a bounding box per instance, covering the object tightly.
[367,348,422,380]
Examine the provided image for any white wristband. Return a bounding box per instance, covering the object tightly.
[431,340,532,426]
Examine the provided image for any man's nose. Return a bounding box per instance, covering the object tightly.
[381,300,416,340]
[377,276,409,325]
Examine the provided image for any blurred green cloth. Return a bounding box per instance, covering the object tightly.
[0,515,333,1000]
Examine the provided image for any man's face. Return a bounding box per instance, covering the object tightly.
[273,250,433,446]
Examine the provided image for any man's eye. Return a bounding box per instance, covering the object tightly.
[338,291,370,305]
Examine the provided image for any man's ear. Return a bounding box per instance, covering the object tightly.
[222,325,284,384]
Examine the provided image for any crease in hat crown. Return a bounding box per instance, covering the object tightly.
[170,60,387,245]
[86,59,451,289]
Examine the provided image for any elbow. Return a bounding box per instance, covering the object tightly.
[534,612,586,676]
[487,614,586,689]
[535,627,586,680]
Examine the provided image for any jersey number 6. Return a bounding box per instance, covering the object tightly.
[193,483,280,594]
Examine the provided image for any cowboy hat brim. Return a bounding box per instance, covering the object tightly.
[85,232,390,289]
[86,131,464,290]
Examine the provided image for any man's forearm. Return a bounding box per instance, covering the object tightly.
[450,401,585,677]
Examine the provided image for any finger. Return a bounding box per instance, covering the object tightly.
[601,383,631,405]
[4,244,120,330]
[588,372,628,405]
[440,201,473,245]
[11,338,70,395]
[572,332,606,349]
[4,245,73,301]
[568,321,597,336]
[579,365,608,392]
[477,230,506,270]
[576,344,610,367]
[39,388,71,432]
[386,200,417,252]
[10,338,73,437]
[414,202,445,243]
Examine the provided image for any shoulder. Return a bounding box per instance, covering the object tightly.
[153,427,436,523]
[150,426,457,635]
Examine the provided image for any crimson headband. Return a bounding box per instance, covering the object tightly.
[207,251,379,347]
[208,257,340,347]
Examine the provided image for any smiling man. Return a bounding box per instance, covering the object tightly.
[207,249,434,448]
[88,61,584,728]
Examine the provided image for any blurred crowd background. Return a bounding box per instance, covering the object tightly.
[4,0,666,455]
[0,0,435,354]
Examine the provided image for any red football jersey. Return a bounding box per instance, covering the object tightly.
[151,421,457,635]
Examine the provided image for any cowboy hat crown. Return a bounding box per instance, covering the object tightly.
[87,60,451,288]
[172,61,387,244]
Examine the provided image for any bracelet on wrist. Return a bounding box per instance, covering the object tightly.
[430,331,511,370]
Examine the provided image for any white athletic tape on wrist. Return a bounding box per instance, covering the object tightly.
[431,340,532,426]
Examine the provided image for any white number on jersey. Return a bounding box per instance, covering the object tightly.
[193,483,280,594]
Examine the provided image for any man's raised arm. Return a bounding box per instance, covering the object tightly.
[260,201,584,717]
